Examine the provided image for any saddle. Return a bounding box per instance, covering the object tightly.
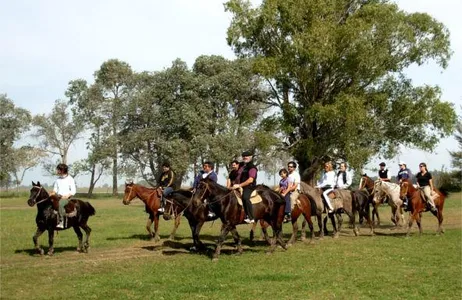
[418,190,439,210]
[64,200,77,217]
[326,190,344,211]
[233,188,262,206]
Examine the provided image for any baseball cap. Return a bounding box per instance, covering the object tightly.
[379,162,386,166]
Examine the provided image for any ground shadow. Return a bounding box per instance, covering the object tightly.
[15,246,79,256]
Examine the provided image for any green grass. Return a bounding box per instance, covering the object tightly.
[1,194,461,299]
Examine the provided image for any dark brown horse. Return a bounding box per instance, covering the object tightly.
[123,182,177,242]
[252,192,316,245]
[193,178,287,261]
[399,179,447,236]
[27,181,95,256]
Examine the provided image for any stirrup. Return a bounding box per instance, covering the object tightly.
[207,211,215,218]
[157,207,165,212]
[56,221,64,229]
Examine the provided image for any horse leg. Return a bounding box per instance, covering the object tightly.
[288,207,301,245]
[407,211,416,237]
[317,213,324,239]
[81,224,92,252]
[437,207,444,235]
[33,228,45,255]
[323,215,329,236]
[153,215,160,242]
[249,222,257,242]
[146,216,154,239]
[213,224,232,261]
[416,212,423,235]
[230,227,243,255]
[373,203,380,226]
[260,221,271,245]
[47,229,55,256]
[302,210,314,244]
[169,214,181,240]
[333,213,341,239]
[73,226,84,252]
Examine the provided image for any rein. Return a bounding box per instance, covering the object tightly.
[196,182,235,205]
[30,186,50,205]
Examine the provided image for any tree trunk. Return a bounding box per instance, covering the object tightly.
[87,164,96,197]
[297,155,322,186]
[112,157,118,196]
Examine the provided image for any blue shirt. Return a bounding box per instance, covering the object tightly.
[193,170,218,189]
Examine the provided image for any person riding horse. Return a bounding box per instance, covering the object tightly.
[157,162,176,213]
[192,161,218,218]
[316,161,336,213]
[378,162,391,182]
[335,162,352,190]
[415,162,438,213]
[226,160,240,188]
[53,163,76,229]
[397,161,412,207]
[232,150,258,224]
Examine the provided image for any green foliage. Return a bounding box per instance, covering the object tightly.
[32,99,84,164]
[225,0,457,181]
[449,119,462,170]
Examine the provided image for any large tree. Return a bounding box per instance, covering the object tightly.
[0,94,31,188]
[32,100,84,165]
[225,0,457,183]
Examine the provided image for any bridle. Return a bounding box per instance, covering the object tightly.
[29,186,49,205]
[124,185,135,203]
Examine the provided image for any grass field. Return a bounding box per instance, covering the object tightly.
[1,192,461,299]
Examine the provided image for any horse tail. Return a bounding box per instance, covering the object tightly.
[438,186,450,197]
[81,201,96,216]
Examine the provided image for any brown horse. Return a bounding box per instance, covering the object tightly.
[123,182,182,242]
[193,178,287,261]
[399,179,447,236]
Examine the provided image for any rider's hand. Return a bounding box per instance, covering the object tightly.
[232,184,241,190]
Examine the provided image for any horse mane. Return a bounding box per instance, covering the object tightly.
[202,178,228,193]
[172,189,193,198]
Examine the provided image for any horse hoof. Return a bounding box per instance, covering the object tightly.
[37,249,45,256]
[333,234,339,239]
[212,257,219,262]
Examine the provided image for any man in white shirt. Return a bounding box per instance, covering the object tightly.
[335,162,352,190]
[287,161,301,212]
[53,163,76,228]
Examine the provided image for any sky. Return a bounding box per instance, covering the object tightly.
[1,0,461,187]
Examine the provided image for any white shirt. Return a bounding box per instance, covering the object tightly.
[335,171,352,189]
[53,175,76,197]
[317,171,336,189]
[288,171,301,191]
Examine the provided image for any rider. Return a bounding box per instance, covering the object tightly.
[226,160,240,188]
[157,162,176,213]
[415,162,437,213]
[192,161,218,218]
[316,161,336,213]
[232,150,258,224]
[335,162,352,190]
[278,168,291,223]
[286,161,301,215]
[378,162,391,181]
[53,163,76,229]
[397,161,412,208]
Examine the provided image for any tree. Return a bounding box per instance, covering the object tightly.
[10,146,46,190]
[449,117,462,170]
[32,99,84,164]
[225,0,457,183]
[0,94,31,188]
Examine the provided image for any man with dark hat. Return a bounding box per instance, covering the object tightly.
[232,150,258,224]
[378,162,391,182]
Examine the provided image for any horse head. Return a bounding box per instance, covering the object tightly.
[359,174,374,194]
[192,179,211,207]
[27,181,49,207]
[123,182,136,205]
[399,181,409,200]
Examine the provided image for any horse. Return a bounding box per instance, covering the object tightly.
[27,181,95,256]
[399,179,447,236]
[251,192,317,245]
[372,180,405,227]
[123,182,182,242]
[163,189,221,251]
[192,178,287,261]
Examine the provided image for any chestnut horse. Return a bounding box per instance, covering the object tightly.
[399,179,447,236]
[123,182,182,242]
[27,181,95,255]
[193,178,287,261]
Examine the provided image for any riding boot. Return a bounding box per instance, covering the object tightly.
[242,187,255,223]
[158,196,165,213]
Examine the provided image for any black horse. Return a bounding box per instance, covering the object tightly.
[163,189,219,252]
[193,178,287,261]
[27,181,95,255]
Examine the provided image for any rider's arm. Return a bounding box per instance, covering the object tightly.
[166,170,175,188]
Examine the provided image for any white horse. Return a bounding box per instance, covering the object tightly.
[372,181,405,227]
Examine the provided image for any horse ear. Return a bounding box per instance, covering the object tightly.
[37,181,41,186]
[125,179,133,185]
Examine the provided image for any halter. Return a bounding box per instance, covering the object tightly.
[124,185,135,203]
[29,186,49,205]
[195,181,234,205]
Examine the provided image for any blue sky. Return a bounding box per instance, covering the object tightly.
[1,0,460,187]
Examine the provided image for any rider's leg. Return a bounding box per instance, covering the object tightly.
[242,187,255,223]
[422,185,436,211]
[322,188,334,213]
[57,199,66,228]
